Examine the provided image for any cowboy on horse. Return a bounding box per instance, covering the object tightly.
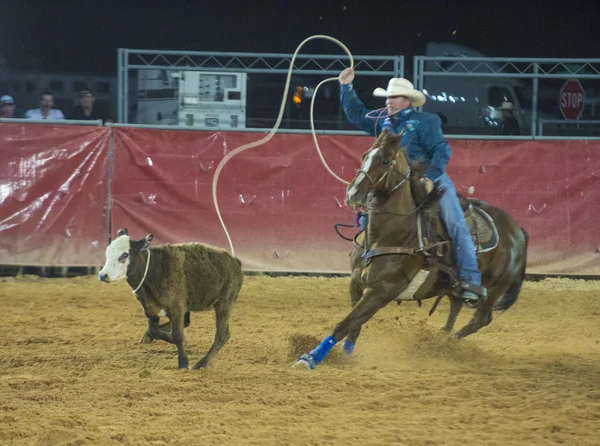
[338,67,486,305]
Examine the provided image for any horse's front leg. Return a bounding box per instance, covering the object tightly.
[293,275,408,370]
[342,277,364,355]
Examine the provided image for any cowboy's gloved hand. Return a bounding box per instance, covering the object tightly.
[339,68,355,85]
[420,177,434,193]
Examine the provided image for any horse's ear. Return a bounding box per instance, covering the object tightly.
[377,128,390,140]
[117,228,128,237]
[390,130,403,146]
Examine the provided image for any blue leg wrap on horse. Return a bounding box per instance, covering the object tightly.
[309,335,337,364]
[342,340,356,355]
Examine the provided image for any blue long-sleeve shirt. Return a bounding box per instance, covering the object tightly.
[340,83,452,181]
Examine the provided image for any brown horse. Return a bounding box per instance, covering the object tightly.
[293,130,528,370]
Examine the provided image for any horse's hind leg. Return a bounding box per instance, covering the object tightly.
[342,278,364,355]
[452,299,494,340]
[452,283,511,339]
[442,296,463,333]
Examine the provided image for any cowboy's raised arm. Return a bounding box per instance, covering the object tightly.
[339,68,379,136]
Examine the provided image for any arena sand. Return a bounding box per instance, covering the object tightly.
[0,275,599,445]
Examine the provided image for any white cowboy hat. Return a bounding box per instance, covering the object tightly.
[373,78,426,107]
[499,101,514,111]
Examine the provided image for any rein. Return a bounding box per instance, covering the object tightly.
[356,152,411,195]
[131,250,151,294]
[360,149,430,217]
[368,191,429,217]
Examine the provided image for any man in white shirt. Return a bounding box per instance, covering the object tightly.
[25,91,65,120]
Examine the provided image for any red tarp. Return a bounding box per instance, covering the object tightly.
[1,123,599,274]
[0,123,110,266]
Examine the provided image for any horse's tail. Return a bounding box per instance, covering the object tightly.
[494,227,528,312]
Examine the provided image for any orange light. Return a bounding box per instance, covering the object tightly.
[292,86,304,104]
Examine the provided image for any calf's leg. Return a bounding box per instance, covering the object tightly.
[193,298,233,369]
[147,312,189,369]
[169,310,188,369]
[141,311,190,344]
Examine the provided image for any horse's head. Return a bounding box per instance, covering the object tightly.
[345,129,410,207]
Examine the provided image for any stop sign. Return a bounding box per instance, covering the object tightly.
[560,79,585,120]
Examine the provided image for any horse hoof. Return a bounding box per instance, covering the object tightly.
[342,340,356,355]
[140,333,154,344]
[292,354,316,370]
[192,360,208,370]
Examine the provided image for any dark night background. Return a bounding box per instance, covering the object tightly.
[0,0,598,74]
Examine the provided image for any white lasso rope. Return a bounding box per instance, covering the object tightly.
[212,35,356,256]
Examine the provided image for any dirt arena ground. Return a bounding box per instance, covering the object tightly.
[0,274,599,446]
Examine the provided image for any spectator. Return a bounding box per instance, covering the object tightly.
[498,101,520,135]
[25,91,65,120]
[0,95,24,118]
[68,88,109,122]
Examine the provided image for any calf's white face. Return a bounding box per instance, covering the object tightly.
[99,235,131,282]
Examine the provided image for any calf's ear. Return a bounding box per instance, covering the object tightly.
[140,234,154,252]
[117,228,129,237]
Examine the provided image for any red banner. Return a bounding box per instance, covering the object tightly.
[443,139,600,275]
[0,124,110,266]
[1,123,599,275]
[111,129,600,275]
[110,128,360,272]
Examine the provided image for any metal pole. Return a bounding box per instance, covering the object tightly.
[531,64,539,137]
[418,56,425,111]
[412,56,419,89]
[124,50,130,124]
[117,49,123,123]
[106,126,115,244]
[396,56,403,78]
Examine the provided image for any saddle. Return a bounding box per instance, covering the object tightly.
[418,194,499,259]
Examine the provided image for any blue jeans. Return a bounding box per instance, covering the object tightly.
[435,173,481,285]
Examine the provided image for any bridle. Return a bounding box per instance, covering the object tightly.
[355,148,429,217]
[355,150,411,194]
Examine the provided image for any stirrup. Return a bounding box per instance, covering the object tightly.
[459,282,487,307]
[460,281,487,298]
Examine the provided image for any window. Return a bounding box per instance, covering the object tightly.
[487,86,514,108]
[513,87,532,109]
[73,81,88,92]
[96,82,110,93]
[49,80,64,91]
[26,81,36,92]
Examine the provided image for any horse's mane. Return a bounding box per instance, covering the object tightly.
[375,130,446,209]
